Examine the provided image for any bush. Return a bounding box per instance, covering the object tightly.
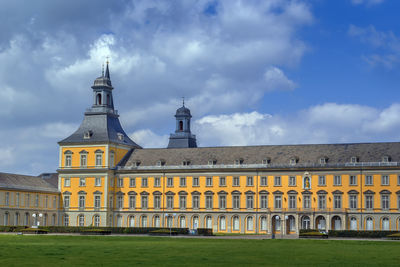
[149,229,178,235]
[20,228,48,234]
[80,229,111,235]
[328,230,399,238]
[299,231,328,239]
[197,228,213,236]
[0,226,28,232]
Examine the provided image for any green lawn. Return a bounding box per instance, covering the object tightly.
[0,235,399,266]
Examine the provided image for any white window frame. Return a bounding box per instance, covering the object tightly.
[274,176,281,186]
[289,176,296,186]
[260,176,267,186]
[334,175,341,186]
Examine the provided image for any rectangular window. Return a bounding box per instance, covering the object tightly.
[193,177,199,187]
[129,178,136,187]
[110,178,114,187]
[219,195,226,209]
[94,195,101,208]
[365,175,373,186]
[79,178,86,187]
[289,176,296,186]
[205,195,213,209]
[274,176,281,186]
[117,178,123,187]
[289,195,296,209]
[233,176,240,187]
[166,196,173,209]
[246,195,254,209]
[64,196,70,208]
[129,195,136,209]
[109,196,113,208]
[260,176,267,186]
[334,175,341,186]
[247,176,253,186]
[318,176,326,186]
[206,177,213,187]
[5,192,9,206]
[381,175,389,186]
[260,195,268,209]
[64,178,70,187]
[179,196,186,209]
[79,196,85,208]
[381,195,389,210]
[117,196,123,209]
[349,175,357,185]
[192,195,199,209]
[219,177,226,186]
[65,155,72,167]
[80,154,87,167]
[365,195,374,210]
[233,195,240,209]
[142,177,148,187]
[318,195,326,210]
[26,194,30,207]
[16,193,20,207]
[154,196,160,209]
[303,196,311,209]
[95,177,101,186]
[398,195,400,210]
[167,177,173,187]
[140,196,147,209]
[45,196,48,208]
[334,195,342,209]
[95,154,102,166]
[154,177,161,187]
[180,177,186,187]
[35,194,39,207]
[349,195,357,209]
[274,196,282,209]
[53,196,57,208]
[398,175,400,185]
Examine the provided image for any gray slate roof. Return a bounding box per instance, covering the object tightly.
[58,112,141,148]
[0,172,59,193]
[122,142,400,168]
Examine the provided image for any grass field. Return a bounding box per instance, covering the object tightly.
[0,235,399,266]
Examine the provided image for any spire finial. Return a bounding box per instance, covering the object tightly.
[102,63,104,76]
[182,96,185,107]
[105,56,110,79]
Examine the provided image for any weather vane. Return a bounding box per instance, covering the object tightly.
[182,97,185,107]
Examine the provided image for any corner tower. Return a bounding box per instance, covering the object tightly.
[167,101,197,148]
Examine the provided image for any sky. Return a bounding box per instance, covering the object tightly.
[1,0,400,175]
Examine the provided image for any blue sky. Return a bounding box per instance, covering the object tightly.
[0,0,400,175]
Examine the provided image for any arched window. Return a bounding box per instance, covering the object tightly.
[260,216,267,231]
[97,93,102,105]
[166,215,173,228]
[179,121,183,131]
[129,216,135,227]
[25,213,30,226]
[366,217,373,230]
[107,94,110,105]
[141,215,148,227]
[192,216,199,229]
[64,214,69,226]
[219,216,226,231]
[15,212,20,226]
[154,215,160,227]
[4,212,9,225]
[350,217,357,230]
[116,215,122,227]
[206,216,212,229]
[382,217,390,230]
[301,216,310,230]
[233,216,240,231]
[180,216,186,228]
[247,216,254,231]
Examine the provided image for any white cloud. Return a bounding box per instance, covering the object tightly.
[264,66,296,91]
[130,129,169,148]
[193,103,400,147]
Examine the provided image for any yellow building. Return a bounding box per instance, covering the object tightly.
[56,63,400,235]
[0,173,59,226]
[1,63,399,235]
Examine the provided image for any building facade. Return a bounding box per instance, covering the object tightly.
[1,64,400,235]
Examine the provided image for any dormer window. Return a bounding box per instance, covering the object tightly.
[182,160,191,166]
[133,161,141,167]
[320,157,328,164]
[234,159,244,165]
[117,133,124,141]
[382,156,390,163]
[84,130,93,139]
[262,158,270,165]
[208,159,217,166]
[350,157,358,163]
[156,160,166,166]
[290,158,297,166]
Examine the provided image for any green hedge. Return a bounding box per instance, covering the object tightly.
[197,228,213,236]
[0,226,189,235]
[328,230,400,238]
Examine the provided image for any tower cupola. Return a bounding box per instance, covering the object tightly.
[91,62,114,111]
[167,100,197,148]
